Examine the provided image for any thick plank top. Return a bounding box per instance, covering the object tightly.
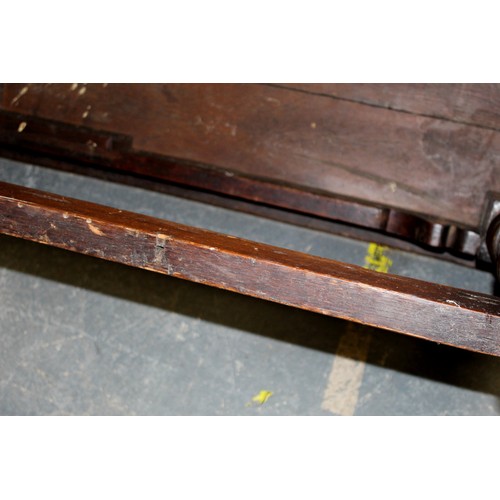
[2,83,499,228]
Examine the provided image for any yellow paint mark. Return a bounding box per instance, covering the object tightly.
[248,390,273,406]
[364,243,393,273]
[321,242,392,415]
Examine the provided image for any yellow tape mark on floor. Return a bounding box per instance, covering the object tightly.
[321,244,392,415]
[321,324,372,415]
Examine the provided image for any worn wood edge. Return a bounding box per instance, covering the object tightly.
[1,181,499,356]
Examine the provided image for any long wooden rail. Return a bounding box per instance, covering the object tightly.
[1,181,499,356]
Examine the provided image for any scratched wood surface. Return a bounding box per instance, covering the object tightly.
[2,83,499,229]
[1,180,499,356]
[278,84,500,130]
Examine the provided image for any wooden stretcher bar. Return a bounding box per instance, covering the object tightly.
[1,181,499,356]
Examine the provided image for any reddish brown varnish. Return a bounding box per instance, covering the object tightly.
[1,181,499,356]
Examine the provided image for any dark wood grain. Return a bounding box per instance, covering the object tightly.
[0,141,482,267]
[278,84,500,130]
[0,108,483,262]
[1,181,499,356]
[2,84,499,228]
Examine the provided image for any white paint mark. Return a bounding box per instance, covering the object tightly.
[311,122,317,129]
[11,86,28,105]
[388,181,398,193]
[88,224,104,236]
[265,97,281,105]
[17,122,27,132]
[321,325,372,415]
[154,234,171,269]
[446,299,461,307]
[62,212,69,219]
[70,83,78,91]
[78,87,86,96]
[82,106,91,119]
[194,115,215,133]
[156,233,170,243]
[224,122,237,136]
